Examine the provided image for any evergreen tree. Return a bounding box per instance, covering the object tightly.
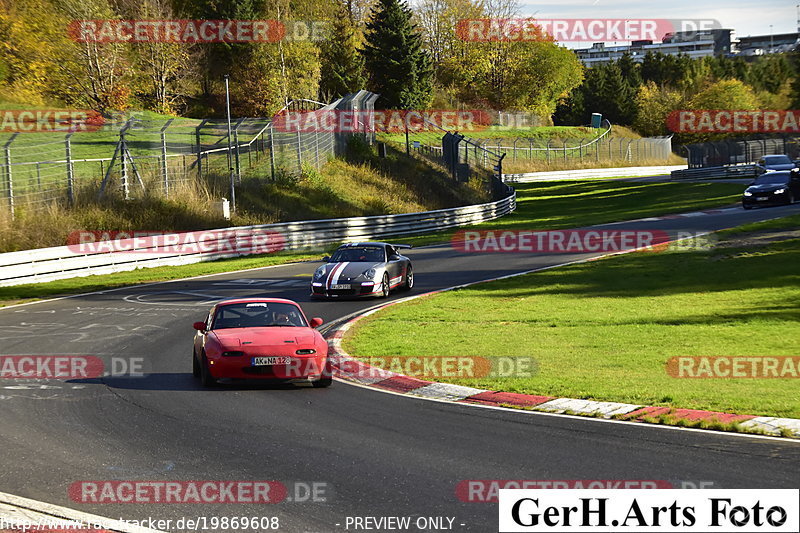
[361,0,433,109]
[319,7,366,99]
[616,53,641,88]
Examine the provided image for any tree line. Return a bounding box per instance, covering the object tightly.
[0,0,583,118]
[554,51,798,141]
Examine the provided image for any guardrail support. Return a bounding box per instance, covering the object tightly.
[66,133,74,205]
[4,133,18,219]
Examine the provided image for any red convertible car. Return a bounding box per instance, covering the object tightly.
[192,298,331,388]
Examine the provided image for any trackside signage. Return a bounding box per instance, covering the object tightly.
[498,489,799,532]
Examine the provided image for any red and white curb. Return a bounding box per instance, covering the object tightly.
[0,491,164,532]
[324,256,800,440]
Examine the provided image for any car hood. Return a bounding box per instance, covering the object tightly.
[323,261,383,281]
[211,328,317,348]
[747,184,786,192]
[764,164,796,171]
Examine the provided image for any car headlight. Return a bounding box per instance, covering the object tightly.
[363,268,377,279]
[774,188,786,194]
[313,266,326,280]
[743,191,753,196]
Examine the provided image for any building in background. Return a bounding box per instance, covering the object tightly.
[575,29,733,66]
[736,32,800,55]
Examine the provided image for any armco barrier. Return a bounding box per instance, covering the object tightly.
[670,165,758,180]
[506,165,686,182]
[0,189,515,286]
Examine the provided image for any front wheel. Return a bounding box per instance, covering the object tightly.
[787,192,795,205]
[742,202,753,210]
[200,353,217,387]
[381,273,390,298]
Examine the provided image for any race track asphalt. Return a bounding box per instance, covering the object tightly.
[0,201,798,532]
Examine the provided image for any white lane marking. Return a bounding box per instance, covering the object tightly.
[0,490,165,533]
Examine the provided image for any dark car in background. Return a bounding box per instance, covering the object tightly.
[755,155,797,175]
[742,170,800,209]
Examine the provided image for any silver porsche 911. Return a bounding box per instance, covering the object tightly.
[310,242,413,298]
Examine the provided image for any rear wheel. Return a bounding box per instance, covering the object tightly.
[200,353,217,387]
[381,273,390,298]
[401,265,414,291]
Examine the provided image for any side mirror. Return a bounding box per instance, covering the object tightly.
[310,317,324,328]
[193,321,207,331]
[389,254,401,261]
[322,256,331,262]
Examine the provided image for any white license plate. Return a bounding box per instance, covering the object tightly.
[757,197,769,201]
[331,284,351,289]
[252,357,290,366]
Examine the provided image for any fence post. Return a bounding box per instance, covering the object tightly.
[269,125,276,180]
[314,130,320,168]
[563,141,567,163]
[120,133,130,200]
[234,127,241,183]
[66,133,75,205]
[195,122,204,180]
[546,140,550,164]
[512,139,517,161]
[596,138,600,162]
[160,119,173,197]
[529,139,533,159]
[608,137,612,160]
[296,130,302,172]
[4,133,17,218]
[579,138,584,161]
[36,162,41,190]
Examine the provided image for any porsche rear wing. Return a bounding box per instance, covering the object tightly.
[392,244,412,249]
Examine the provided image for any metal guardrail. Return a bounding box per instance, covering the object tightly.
[507,165,687,182]
[0,188,515,286]
[670,165,758,180]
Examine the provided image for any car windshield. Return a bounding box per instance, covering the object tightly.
[330,246,385,263]
[753,172,790,185]
[211,302,307,329]
[763,155,792,166]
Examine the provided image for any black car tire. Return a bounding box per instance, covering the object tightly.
[381,273,390,298]
[401,265,414,291]
[742,202,752,210]
[192,349,200,377]
[312,358,333,388]
[200,353,217,387]
[788,192,795,205]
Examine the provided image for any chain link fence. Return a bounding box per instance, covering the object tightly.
[681,136,800,168]
[0,92,377,217]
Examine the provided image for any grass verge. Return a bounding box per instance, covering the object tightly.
[344,213,800,420]
[392,180,745,247]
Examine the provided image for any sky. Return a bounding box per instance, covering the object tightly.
[510,0,798,46]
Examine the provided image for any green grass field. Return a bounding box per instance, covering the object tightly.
[393,180,745,247]
[344,214,800,419]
